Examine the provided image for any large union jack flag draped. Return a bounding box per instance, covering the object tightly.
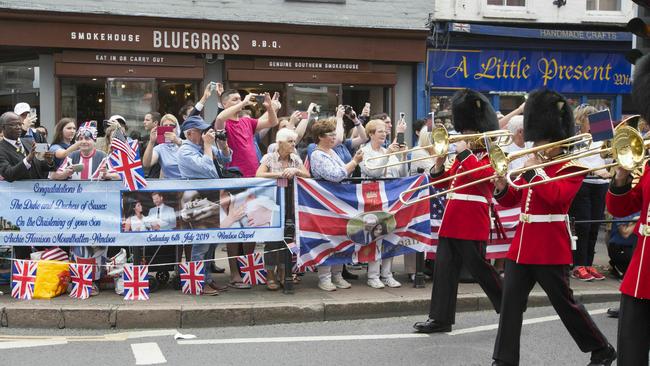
[11,260,38,300]
[108,129,147,191]
[179,261,204,295]
[237,253,267,285]
[123,264,149,300]
[295,175,432,268]
[428,189,519,260]
[69,263,93,299]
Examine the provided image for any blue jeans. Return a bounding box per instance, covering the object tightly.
[191,243,214,285]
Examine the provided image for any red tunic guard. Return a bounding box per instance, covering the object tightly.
[496,161,586,265]
[432,149,495,241]
[606,161,650,299]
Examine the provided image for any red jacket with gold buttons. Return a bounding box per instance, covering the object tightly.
[495,161,585,265]
[431,149,495,241]
[606,162,650,299]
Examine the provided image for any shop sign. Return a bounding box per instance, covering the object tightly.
[428,49,632,94]
[254,58,370,72]
[60,50,198,67]
[0,20,425,62]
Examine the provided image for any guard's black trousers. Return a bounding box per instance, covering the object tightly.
[493,260,609,365]
[618,293,650,365]
[429,237,503,325]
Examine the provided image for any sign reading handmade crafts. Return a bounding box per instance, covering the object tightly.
[428,49,632,94]
[0,178,284,246]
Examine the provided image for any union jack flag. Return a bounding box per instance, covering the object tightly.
[286,242,316,273]
[123,264,149,300]
[451,23,471,32]
[179,261,204,295]
[11,260,37,300]
[237,253,267,285]
[108,130,147,191]
[69,263,93,299]
[295,175,432,268]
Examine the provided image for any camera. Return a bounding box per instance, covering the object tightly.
[254,94,265,103]
[344,105,353,116]
[215,129,228,141]
[209,81,217,92]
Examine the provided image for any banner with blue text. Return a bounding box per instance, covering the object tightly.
[0,179,284,246]
[428,49,632,94]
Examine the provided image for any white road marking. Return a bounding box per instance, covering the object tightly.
[448,308,609,336]
[131,342,167,365]
[0,329,179,343]
[178,333,429,345]
[0,340,68,349]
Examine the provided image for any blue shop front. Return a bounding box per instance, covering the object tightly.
[425,22,633,124]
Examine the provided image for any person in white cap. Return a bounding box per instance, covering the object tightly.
[14,102,46,143]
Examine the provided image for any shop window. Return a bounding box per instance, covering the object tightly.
[487,0,525,6]
[107,78,156,141]
[286,84,340,118]
[498,95,525,115]
[0,60,39,122]
[585,98,612,111]
[228,82,285,119]
[586,0,621,11]
[430,95,454,130]
[158,80,198,121]
[60,77,106,132]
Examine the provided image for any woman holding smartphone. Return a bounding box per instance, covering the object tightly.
[49,118,82,167]
[143,114,182,179]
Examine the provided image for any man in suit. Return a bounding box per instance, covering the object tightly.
[350,213,379,245]
[0,112,55,182]
[146,192,177,231]
[0,112,57,259]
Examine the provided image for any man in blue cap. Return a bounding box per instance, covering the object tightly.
[178,115,232,295]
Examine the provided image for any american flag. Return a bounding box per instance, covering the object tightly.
[179,261,204,295]
[11,260,37,300]
[237,253,267,285]
[69,263,93,299]
[41,247,69,261]
[295,175,432,268]
[110,128,136,161]
[108,130,147,191]
[123,264,149,300]
[428,190,519,259]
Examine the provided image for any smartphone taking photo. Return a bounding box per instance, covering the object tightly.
[254,94,265,103]
[34,143,49,153]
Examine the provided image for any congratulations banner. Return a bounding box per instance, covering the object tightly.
[0,179,284,246]
[428,49,632,94]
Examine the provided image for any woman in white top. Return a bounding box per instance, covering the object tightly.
[125,201,147,232]
[568,104,611,281]
[359,119,407,289]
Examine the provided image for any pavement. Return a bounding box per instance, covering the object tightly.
[0,236,623,329]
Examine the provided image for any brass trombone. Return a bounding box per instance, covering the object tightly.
[506,126,649,189]
[398,133,593,206]
[365,125,513,170]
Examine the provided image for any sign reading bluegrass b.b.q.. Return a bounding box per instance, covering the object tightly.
[0,179,284,246]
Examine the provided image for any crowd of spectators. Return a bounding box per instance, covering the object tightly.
[0,87,638,297]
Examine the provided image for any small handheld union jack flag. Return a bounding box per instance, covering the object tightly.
[237,253,267,285]
[179,261,204,295]
[69,263,93,299]
[108,129,147,191]
[123,264,149,300]
[11,260,38,300]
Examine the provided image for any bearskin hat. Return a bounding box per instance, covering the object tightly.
[633,54,650,124]
[451,89,498,133]
[523,89,574,142]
